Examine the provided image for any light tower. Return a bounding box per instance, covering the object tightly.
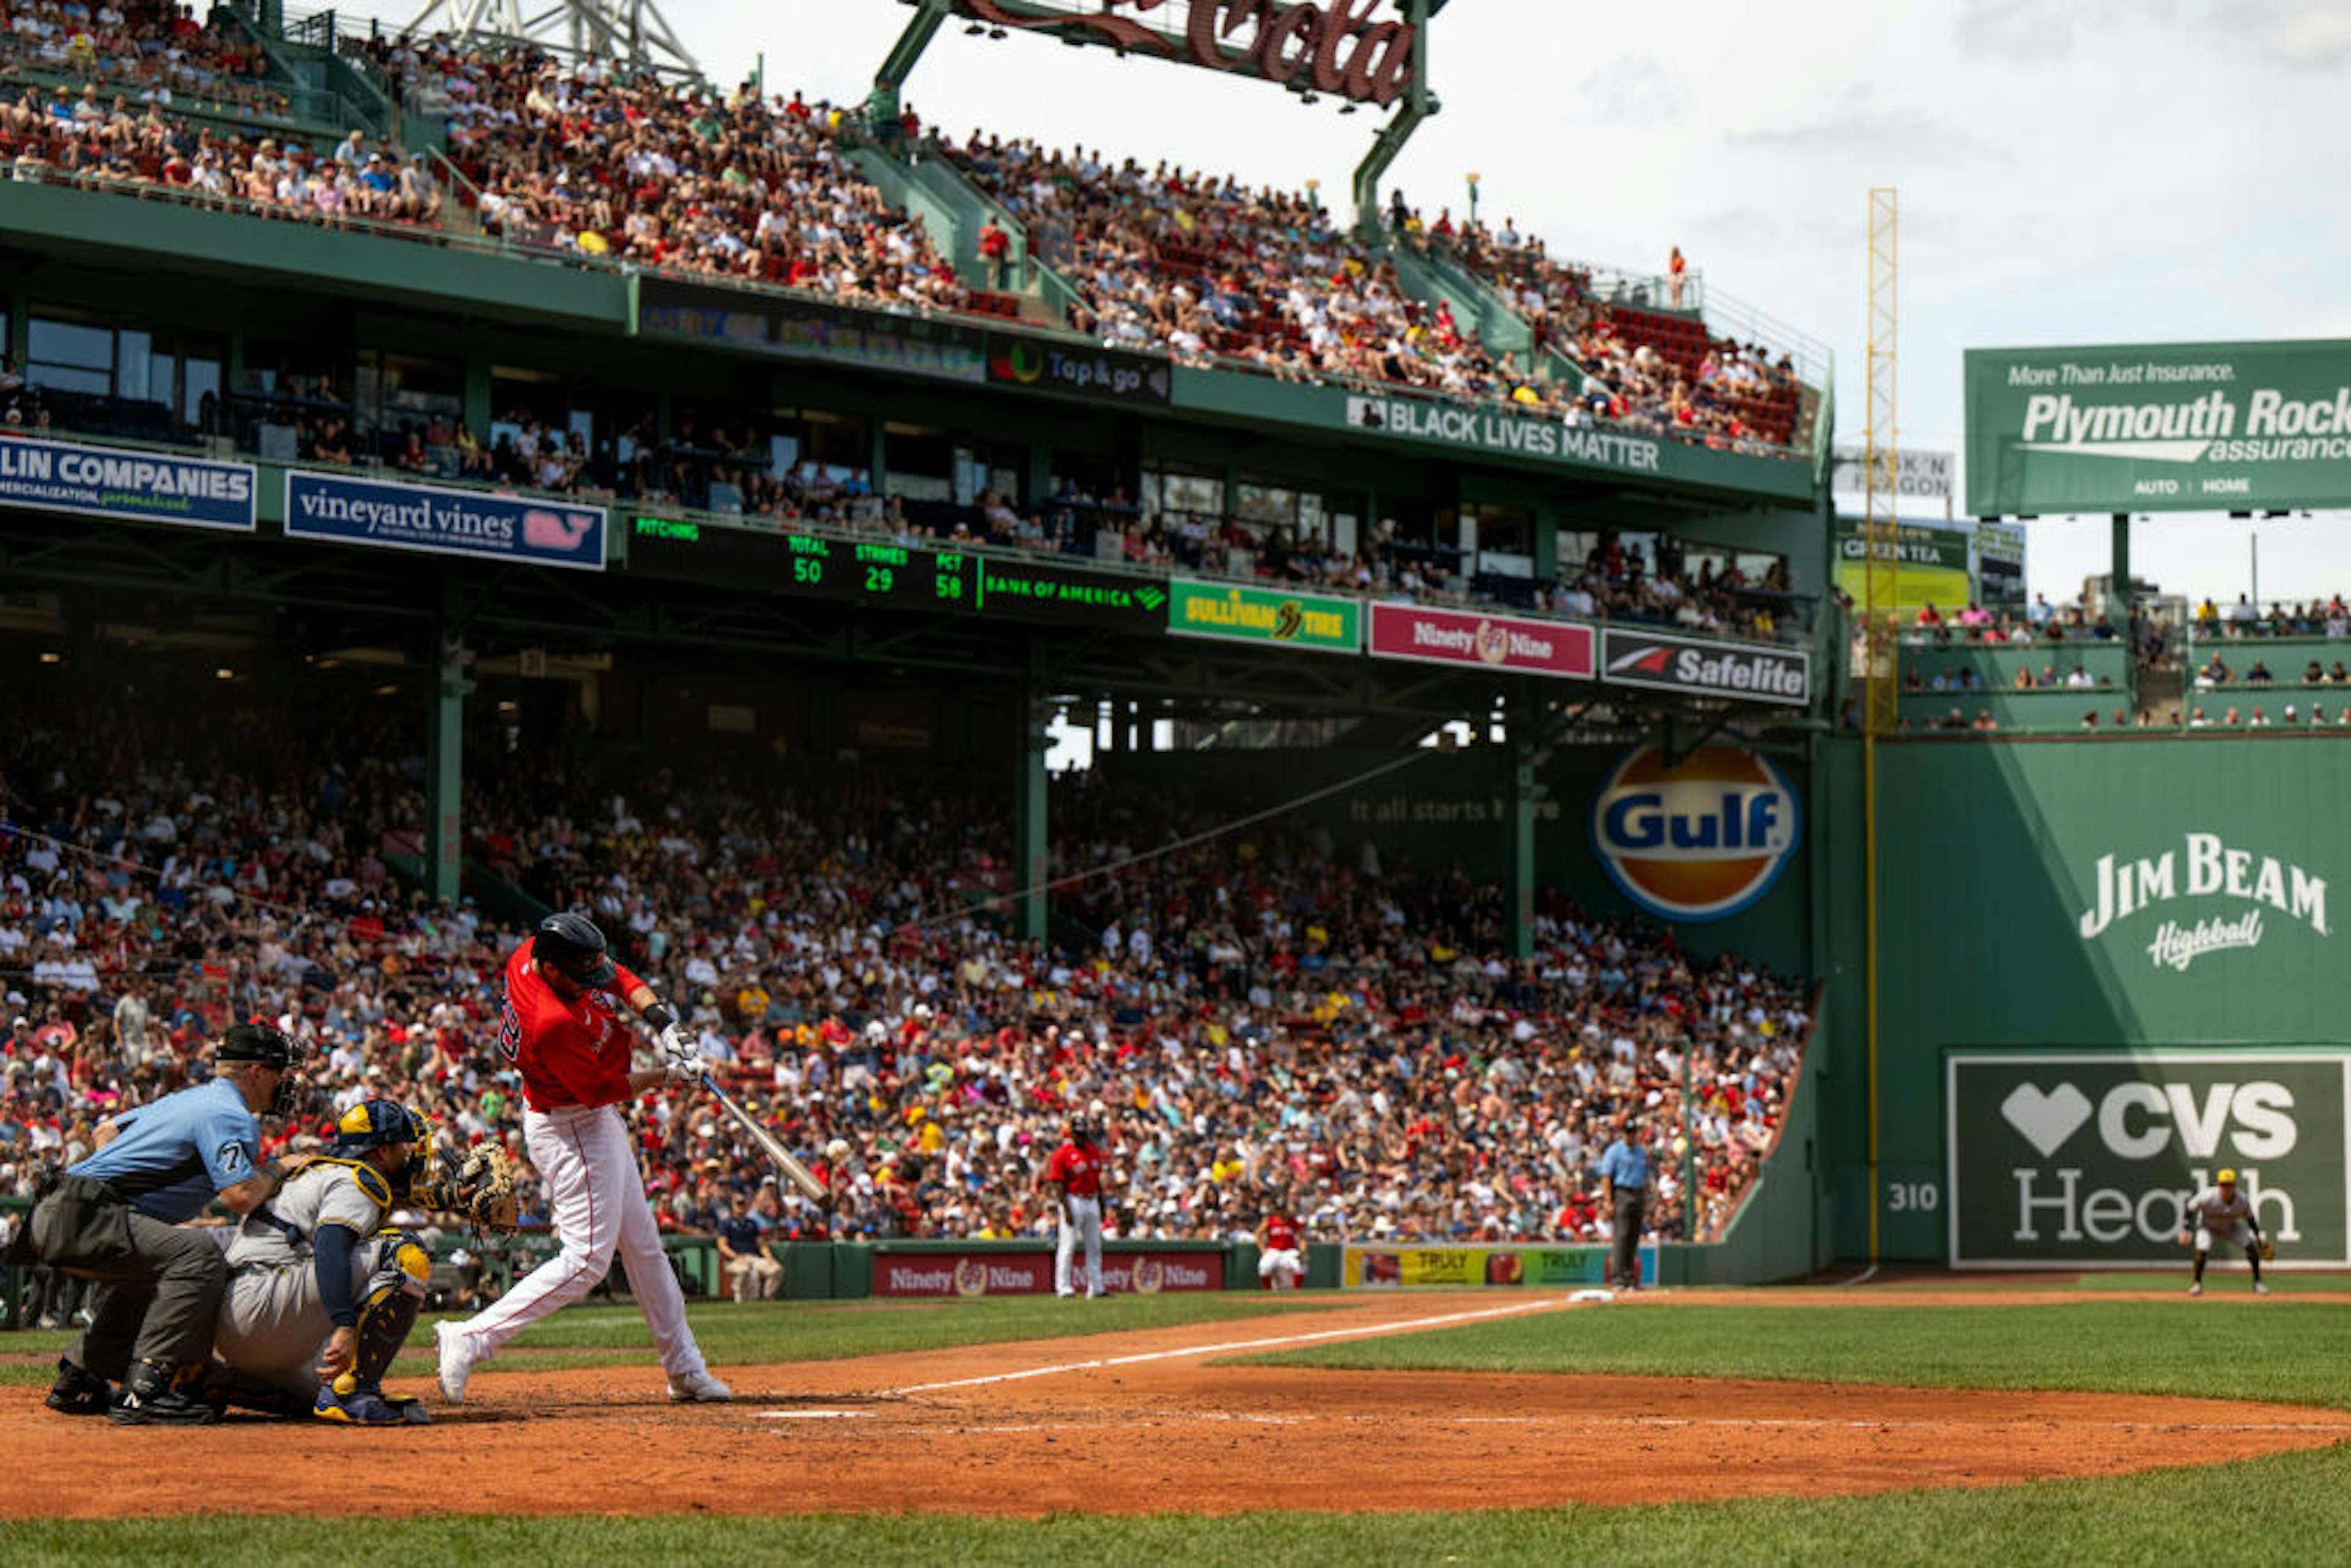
[396,0,702,78]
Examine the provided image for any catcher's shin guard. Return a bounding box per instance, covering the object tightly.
[347,1229,432,1386]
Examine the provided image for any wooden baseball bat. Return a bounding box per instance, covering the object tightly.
[700,1072,828,1204]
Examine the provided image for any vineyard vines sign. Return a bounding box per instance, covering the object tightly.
[2076,833,2330,972]
[953,0,1422,106]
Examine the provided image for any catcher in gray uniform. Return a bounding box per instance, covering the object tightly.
[212,1098,440,1425]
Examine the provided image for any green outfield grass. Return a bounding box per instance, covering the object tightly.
[0,1292,1327,1387]
[6,1443,2351,1568]
[1250,1299,2351,1408]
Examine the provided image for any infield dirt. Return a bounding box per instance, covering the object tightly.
[6,1287,2346,1516]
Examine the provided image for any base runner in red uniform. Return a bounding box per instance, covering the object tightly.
[1258,1209,1303,1289]
[1043,1116,1107,1299]
[435,913,730,1403]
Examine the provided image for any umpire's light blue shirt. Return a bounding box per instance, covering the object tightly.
[1598,1137,1650,1191]
[72,1076,260,1222]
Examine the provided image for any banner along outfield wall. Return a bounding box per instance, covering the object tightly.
[1814,733,2351,1262]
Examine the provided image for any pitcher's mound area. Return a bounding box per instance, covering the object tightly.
[4,1291,2345,1516]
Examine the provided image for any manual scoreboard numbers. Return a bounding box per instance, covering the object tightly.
[628,517,1161,631]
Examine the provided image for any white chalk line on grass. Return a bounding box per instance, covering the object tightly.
[878,1296,1574,1397]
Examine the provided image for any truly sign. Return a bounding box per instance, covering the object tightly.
[1946,1052,2351,1267]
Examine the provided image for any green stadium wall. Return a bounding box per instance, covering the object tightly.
[1813,733,2350,1263]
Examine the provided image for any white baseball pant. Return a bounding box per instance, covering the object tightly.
[2196,1223,2256,1252]
[1056,1195,1103,1297]
[449,1103,711,1379]
[1258,1247,1302,1288]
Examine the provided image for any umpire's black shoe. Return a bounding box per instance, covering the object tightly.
[107,1361,221,1427]
[45,1357,112,1416]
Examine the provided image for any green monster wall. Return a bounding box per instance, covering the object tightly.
[1815,733,2351,1264]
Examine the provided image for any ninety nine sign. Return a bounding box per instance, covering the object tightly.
[1167,579,1362,653]
[1367,603,1595,678]
[872,1247,1221,1297]
[284,472,606,570]
[0,435,255,532]
[1599,628,1810,707]
[1965,338,2351,516]
[954,0,1421,107]
[1946,1051,2351,1267]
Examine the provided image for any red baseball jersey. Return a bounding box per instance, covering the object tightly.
[500,940,645,1112]
[1046,1139,1104,1198]
[1262,1214,1300,1251]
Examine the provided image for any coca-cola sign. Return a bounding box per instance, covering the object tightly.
[955,0,1422,107]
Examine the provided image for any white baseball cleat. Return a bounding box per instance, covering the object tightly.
[2255,1281,2272,1296]
[436,1320,479,1404]
[667,1368,733,1403]
[2189,1282,2203,1297]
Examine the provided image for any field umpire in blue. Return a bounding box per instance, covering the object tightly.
[1598,1116,1651,1292]
[13,1021,302,1425]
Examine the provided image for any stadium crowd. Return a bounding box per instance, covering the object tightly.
[1390,198,1804,449]
[0,0,284,118]
[0,688,1812,1301]
[4,18,1815,456]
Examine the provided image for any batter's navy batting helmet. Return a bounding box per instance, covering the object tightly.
[534,911,618,989]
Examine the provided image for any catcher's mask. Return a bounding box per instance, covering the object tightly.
[534,911,618,991]
[217,1021,306,1118]
[333,1099,429,1200]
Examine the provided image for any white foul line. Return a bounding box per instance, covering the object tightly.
[882,1296,1573,1397]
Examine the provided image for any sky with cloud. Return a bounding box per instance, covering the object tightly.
[375,0,2351,607]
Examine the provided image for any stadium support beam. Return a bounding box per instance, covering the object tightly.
[398,0,702,78]
[426,583,475,906]
[1507,690,1547,961]
[1014,651,1052,943]
[873,0,953,119]
[2110,513,2131,641]
[1350,0,1434,234]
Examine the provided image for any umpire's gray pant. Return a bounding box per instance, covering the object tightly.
[1610,1187,1647,1290]
[29,1176,225,1376]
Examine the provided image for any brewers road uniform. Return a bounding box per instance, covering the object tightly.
[215,1157,430,1411]
[2186,1185,2258,1252]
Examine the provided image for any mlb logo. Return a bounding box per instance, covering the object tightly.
[1346,396,1384,429]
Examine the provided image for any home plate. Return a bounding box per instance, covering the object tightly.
[754,1409,879,1420]
[1570,1289,1616,1304]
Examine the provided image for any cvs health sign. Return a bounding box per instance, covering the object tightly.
[1946,1051,2351,1267]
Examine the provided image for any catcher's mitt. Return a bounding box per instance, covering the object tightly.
[2260,1239,2276,1262]
[430,1143,521,1234]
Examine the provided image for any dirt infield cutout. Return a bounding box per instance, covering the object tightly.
[6,1289,2347,1516]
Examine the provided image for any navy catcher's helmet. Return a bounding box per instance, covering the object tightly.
[534,911,618,989]
[333,1099,426,1155]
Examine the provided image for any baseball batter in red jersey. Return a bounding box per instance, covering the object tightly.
[435,912,730,1403]
[1258,1209,1303,1290]
[1042,1116,1107,1299]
